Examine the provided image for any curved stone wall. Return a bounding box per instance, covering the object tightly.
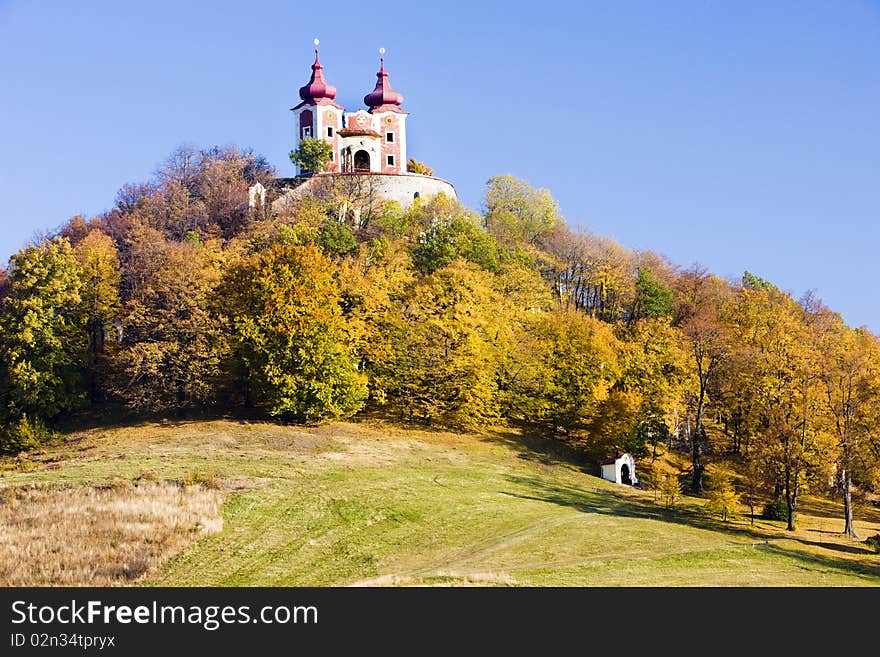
[274,172,456,211]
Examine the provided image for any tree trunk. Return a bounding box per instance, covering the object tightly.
[243,375,252,408]
[842,466,856,538]
[691,382,707,494]
[785,493,796,531]
[785,457,799,532]
[691,430,704,494]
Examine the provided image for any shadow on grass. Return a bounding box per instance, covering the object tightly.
[53,404,277,435]
[501,474,880,581]
[482,425,600,477]
[798,495,880,525]
[792,536,876,557]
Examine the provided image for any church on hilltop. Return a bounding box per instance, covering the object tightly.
[250,43,456,213]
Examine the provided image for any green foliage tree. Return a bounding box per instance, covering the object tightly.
[0,237,86,425]
[632,267,673,320]
[224,243,367,422]
[741,270,776,291]
[317,220,358,258]
[290,137,332,175]
[412,214,501,274]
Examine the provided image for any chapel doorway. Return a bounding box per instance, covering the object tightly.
[354,150,371,172]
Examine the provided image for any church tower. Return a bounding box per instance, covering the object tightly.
[290,42,343,174]
[362,53,407,174]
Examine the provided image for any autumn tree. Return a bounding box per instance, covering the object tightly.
[101,145,273,244]
[110,225,226,410]
[334,238,416,408]
[817,313,880,537]
[377,261,509,428]
[392,193,473,241]
[74,230,120,400]
[732,283,827,530]
[543,225,635,323]
[673,265,732,493]
[224,243,367,422]
[299,173,386,231]
[196,146,274,239]
[406,158,434,176]
[704,466,740,521]
[492,265,555,422]
[484,175,562,249]
[590,317,687,459]
[530,308,620,436]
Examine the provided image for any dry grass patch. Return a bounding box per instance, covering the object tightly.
[351,571,517,587]
[0,482,223,586]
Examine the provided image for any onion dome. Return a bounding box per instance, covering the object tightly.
[364,58,404,112]
[298,48,337,104]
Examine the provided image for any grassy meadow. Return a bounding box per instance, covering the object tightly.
[1,419,878,586]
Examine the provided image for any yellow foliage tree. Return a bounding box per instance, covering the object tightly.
[406,158,434,176]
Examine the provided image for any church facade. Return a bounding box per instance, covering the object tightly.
[292,48,408,176]
[256,46,456,213]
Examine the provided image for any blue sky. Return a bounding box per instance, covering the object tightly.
[1,1,878,330]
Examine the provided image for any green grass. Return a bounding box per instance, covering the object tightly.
[2,419,879,586]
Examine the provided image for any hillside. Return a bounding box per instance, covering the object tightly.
[1,420,878,586]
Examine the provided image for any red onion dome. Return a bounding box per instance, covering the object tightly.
[299,49,337,103]
[364,58,403,110]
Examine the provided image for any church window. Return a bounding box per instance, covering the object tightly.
[302,126,312,138]
[327,126,334,137]
[387,155,395,166]
[386,132,394,143]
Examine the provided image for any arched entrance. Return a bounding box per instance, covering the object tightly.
[354,150,371,172]
[620,463,631,486]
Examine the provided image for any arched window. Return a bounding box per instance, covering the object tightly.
[354,150,371,172]
[300,110,313,139]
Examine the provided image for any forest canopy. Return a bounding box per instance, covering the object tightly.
[1,145,878,537]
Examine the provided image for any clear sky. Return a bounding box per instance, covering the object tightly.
[1,1,878,330]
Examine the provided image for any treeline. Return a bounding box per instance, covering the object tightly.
[1,145,879,534]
